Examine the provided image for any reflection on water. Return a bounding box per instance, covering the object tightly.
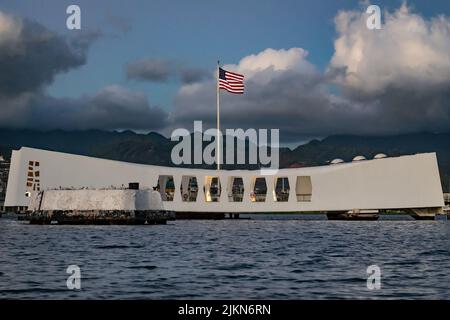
[0,214,449,299]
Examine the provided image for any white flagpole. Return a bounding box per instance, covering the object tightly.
[216,60,220,171]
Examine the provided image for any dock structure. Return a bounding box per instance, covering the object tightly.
[4,147,445,220]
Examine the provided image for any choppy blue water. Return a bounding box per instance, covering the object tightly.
[0,214,449,299]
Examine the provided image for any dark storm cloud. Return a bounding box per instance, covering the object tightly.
[82,85,169,130]
[173,75,450,142]
[0,85,169,131]
[338,82,450,135]
[171,69,366,142]
[172,64,450,142]
[70,29,103,51]
[0,11,168,132]
[125,57,211,84]
[0,18,97,96]
[126,58,172,82]
[2,4,450,139]
[179,67,212,84]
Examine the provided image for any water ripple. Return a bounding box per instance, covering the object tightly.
[1,214,450,299]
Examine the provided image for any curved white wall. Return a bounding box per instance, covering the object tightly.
[5,147,445,213]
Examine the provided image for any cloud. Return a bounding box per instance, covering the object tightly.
[179,66,212,84]
[328,2,450,133]
[2,4,450,140]
[170,4,450,141]
[126,58,172,82]
[126,57,211,84]
[105,10,132,35]
[0,85,169,131]
[0,11,22,52]
[170,48,344,141]
[227,48,317,82]
[0,11,97,96]
[330,3,450,96]
[0,11,167,132]
[82,85,169,130]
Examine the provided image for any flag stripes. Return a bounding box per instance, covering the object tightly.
[219,67,244,94]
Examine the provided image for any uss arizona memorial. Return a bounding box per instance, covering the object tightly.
[4,147,445,220]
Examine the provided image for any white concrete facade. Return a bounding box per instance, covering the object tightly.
[5,147,445,213]
[27,189,164,211]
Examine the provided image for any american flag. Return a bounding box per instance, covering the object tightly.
[219,67,244,94]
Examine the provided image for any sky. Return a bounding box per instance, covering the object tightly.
[0,0,449,144]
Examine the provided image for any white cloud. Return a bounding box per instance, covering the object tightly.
[171,4,450,140]
[330,2,450,95]
[171,47,347,140]
[222,47,317,85]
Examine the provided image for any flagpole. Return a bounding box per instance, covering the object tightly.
[216,60,220,171]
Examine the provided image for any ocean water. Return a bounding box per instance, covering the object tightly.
[0,214,449,299]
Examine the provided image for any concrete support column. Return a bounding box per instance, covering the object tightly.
[242,176,252,204]
[158,176,168,201]
[218,174,227,203]
[180,175,190,201]
[198,176,206,203]
[172,174,181,203]
[265,176,275,203]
